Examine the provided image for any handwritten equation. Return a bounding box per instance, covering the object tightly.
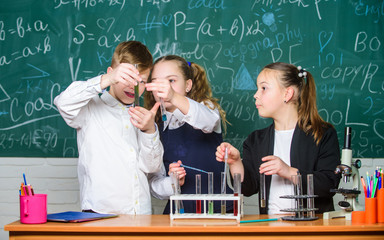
[0,0,383,157]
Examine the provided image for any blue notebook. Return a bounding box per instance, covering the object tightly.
[47,211,118,223]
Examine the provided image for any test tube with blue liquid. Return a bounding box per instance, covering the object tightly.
[196,174,201,214]
[208,172,214,214]
[171,172,184,214]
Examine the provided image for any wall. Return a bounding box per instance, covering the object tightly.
[1,157,383,240]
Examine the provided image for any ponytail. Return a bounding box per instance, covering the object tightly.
[298,71,331,144]
[188,62,229,134]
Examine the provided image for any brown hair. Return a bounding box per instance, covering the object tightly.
[144,55,228,133]
[263,62,332,144]
[111,41,153,72]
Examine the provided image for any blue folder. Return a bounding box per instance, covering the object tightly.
[47,211,118,223]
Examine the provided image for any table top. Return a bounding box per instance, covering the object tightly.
[4,215,384,234]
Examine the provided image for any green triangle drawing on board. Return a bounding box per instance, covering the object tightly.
[234,63,257,90]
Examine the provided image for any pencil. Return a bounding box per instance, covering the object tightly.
[23,173,27,185]
[361,176,367,198]
[240,218,279,223]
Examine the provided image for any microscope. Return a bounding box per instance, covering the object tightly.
[323,127,364,220]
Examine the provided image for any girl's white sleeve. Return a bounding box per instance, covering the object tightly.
[184,98,221,134]
[54,76,102,129]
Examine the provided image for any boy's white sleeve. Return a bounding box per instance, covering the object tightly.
[147,164,174,200]
[137,125,164,174]
[54,76,102,129]
[183,99,221,134]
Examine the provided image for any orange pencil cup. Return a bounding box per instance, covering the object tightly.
[378,188,384,223]
[365,197,377,224]
[351,211,365,224]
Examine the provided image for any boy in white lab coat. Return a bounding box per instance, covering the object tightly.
[54,41,163,214]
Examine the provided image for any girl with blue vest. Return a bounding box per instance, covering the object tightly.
[145,55,233,214]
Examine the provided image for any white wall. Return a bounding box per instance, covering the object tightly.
[1,157,382,240]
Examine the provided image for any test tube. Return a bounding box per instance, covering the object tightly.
[260,173,266,208]
[196,174,201,214]
[291,173,303,218]
[133,64,140,107]
[208,172,214,214]
[171,172,184,214]
[307,174,315,218]
[160,98,167,121]
[170,172,179,214]
[221,172,226,215]
[233,173,241,216]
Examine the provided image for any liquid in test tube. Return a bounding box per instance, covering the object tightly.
[260,173,266,208]
[208,172,214,214]
[195,174,201,214]
[221,172,226,215]
[233,173,241,216]
[134,64,140,107]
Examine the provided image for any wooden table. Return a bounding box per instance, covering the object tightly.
[4,214,384,240]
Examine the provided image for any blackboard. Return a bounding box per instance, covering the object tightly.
[0,0,383,158]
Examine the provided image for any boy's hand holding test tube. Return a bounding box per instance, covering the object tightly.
[100,63,141,90]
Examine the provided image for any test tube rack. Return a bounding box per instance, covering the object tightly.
[279,194,318,221]
[170,194,243,222]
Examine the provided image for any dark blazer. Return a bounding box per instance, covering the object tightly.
[241,123,341,214]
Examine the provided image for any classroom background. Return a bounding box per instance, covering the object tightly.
[0,1,383,239]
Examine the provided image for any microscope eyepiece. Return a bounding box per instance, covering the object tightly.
[344,127,352,149]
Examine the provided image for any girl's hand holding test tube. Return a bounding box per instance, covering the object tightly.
[168,160,186,186]
[145,77,190,121]
[215,142,243,179]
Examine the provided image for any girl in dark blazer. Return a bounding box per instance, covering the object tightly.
[216,62,341,214]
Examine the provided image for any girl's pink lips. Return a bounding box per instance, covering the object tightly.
[124,91,134,98]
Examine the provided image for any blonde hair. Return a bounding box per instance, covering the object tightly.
[111,41,152,71]
[144,55,228,133]
[263,62,333,144]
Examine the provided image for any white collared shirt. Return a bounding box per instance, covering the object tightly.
[148,99,222,200]
[54,76,163,215]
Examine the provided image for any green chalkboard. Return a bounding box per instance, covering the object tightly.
[0,1,383,157]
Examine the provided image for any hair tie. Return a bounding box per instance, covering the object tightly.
[187,61,191,67]
[297,66,307,78]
